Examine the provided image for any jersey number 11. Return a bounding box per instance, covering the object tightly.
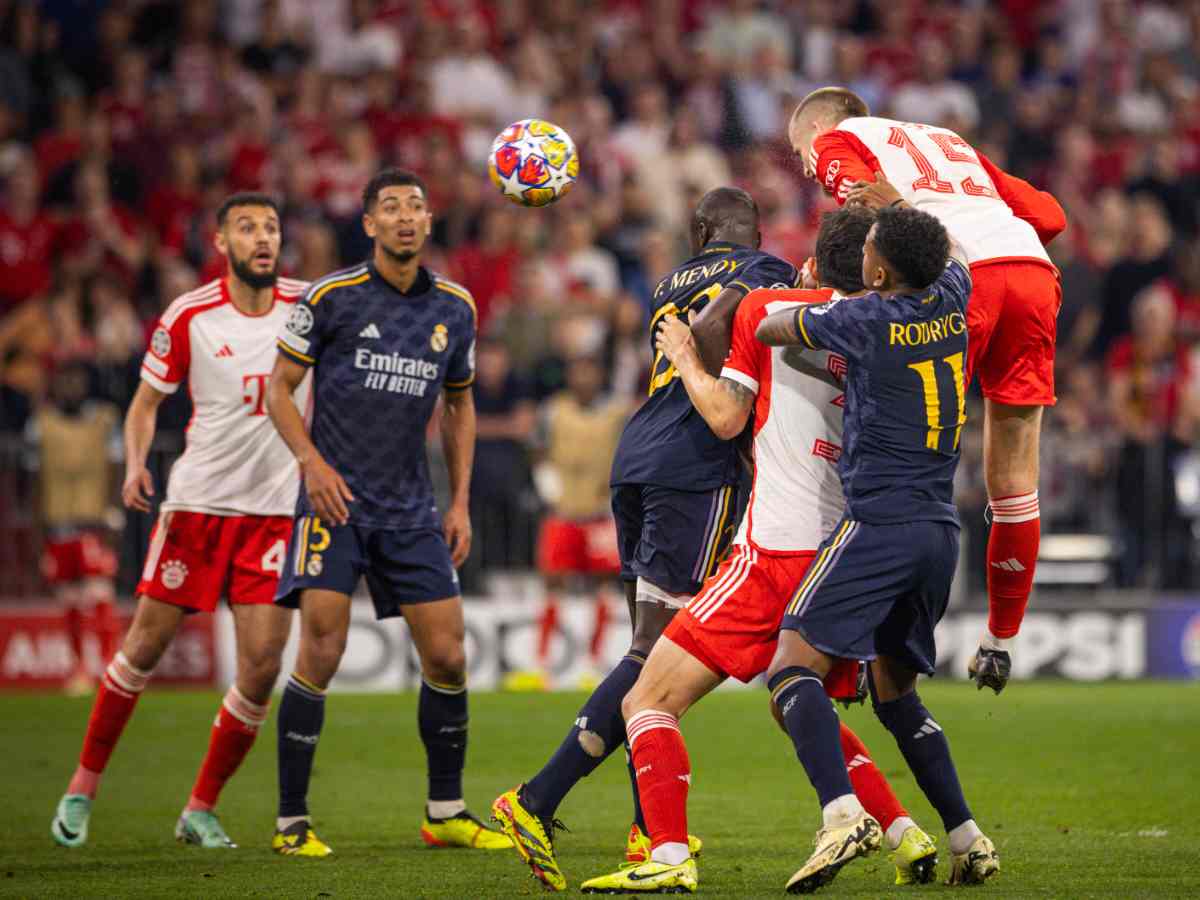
[908,352,966,454]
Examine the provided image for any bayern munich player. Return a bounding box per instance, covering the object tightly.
[789,88,1066,692]
[52,193,308,850]
[580,208,936,895]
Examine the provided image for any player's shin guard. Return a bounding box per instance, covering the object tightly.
[840,722,906,833]
[627,710,691,864]
[523,649,646,818]
[986,491,1039,639]
[70,652,152,796]
[874,691,972,832]
[189,686,269,810]
[277,674,325,818]
[419,678,468,807]
[768,667,857,818]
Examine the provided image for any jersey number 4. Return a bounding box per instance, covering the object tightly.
[908,352,966,454]
[888,127,997,199]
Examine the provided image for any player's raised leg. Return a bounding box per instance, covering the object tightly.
[401,593,511,850]
[272,588,348,857]
[52,595,184,847]
[579,636,719,894]
[975,399,1043,690]
[177,601,291,848]
[869,655,998,885]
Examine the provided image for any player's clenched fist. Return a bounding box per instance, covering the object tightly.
[301,455,355,526]
[655,312,696,366]
[122,466,155,512]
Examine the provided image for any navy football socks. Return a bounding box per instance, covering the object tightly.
[768,666,854,808]
[523,650,646,818]
[419,678,469,803]
[277,674,326,818]
[626,740,648,832]
[874,690,972,831]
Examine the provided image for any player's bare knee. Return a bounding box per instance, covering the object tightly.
[238,649,282,697]
[422,644,466,685]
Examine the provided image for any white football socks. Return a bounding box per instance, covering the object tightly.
[821,793,865,828]
[427,798,466,820]
[886,815,918,850]
[949,819,984,855]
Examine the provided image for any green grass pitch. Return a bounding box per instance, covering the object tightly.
[5,682,1199,898]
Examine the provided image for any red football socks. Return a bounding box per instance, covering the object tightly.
[986,491,1040,638]
[627,709,691,861]
[839,721,906,832]
[70,652,152,797]
[537,596,560,666]
[187,686,269,811]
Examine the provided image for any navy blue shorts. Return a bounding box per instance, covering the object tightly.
[779,517,959,676]
[275,515,460,619]
[611,483,739,596]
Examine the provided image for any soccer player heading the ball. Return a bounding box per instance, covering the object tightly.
[756,205,997,892]
[267,168,510,856]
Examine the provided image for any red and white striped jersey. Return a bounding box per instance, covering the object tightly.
[140,276,310,516]
[811,116,1061,268]
[720,287,846,554]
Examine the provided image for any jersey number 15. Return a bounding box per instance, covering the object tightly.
[888,127,997,199]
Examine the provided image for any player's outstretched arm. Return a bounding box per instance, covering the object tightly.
[754,309,805,347]
[122,381,167,512]
[440,387,475,567]
[266,354,354,526]
[656,314,752,439]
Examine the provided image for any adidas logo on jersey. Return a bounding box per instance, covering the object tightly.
[215,344,234,357]
[990,558,1027,572]
[359,323,381,338]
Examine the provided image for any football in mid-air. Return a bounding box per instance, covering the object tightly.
[488,118,578,207]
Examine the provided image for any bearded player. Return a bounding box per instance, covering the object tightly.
[579,207,938,895]
[52,193,308,849]
[493,187,800,891]
[267,168,510,856]
[789,88,1066,691]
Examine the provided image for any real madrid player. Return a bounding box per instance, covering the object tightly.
[267,168,510,856]
[52,193,309,850]
[493,188,800,891]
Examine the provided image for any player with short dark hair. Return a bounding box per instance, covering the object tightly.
[755,205,997,892]
[578,206,940,894]
[52,193,308,850]
[493,187,801,891]
[790,88,1068,695]
[266,168,510,856]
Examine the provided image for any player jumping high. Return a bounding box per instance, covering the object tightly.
[578,207,939,895]
[52,193,308,850]
[758,205,997,893]
[493,188,799,891]
[789,87,1066,691]
[267,168,510,856]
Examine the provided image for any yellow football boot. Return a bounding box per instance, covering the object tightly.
[624,823,703,865]
[271,820,332,857]
[891,825,938,885]
[785,811,882,894]
[948,834,999,885]
[491,786,568,891]
[581,858,698,894]
[420,808,513,849]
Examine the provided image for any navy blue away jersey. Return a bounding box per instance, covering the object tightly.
[794,259,971,526]
[611,243,799,490]
[277,262,476,529]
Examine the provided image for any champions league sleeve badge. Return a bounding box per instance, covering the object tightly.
[287,304,315,336]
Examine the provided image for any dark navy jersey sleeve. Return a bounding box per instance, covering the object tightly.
[433,279,477,390]
[729,254,801,295]
[795,295,875,359]
[933,259,972,312]
[277,267,368,366]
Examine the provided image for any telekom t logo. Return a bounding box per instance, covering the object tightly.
[242,373,270,416]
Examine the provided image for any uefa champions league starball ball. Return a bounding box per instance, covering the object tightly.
[488,118,579,207]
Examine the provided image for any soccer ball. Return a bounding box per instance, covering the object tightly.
[488,119,579,207]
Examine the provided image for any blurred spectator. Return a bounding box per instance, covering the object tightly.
[1107,285,1198,585]
[0,152,55,313]
[449,206,520,333]
[699,0,791,69]
[469,338,536,575]
[889,39,980,135]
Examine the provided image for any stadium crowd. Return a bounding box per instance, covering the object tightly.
[2,0,1200,597]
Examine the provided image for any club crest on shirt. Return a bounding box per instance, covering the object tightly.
[287,304,314,336]
[151,326,171,358]
[431,323,448,352]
